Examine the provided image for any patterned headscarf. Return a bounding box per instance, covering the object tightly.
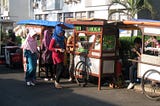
[52,25,65,48]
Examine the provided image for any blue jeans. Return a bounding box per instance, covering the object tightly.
[24,50,37,82]
[129,64,137,83]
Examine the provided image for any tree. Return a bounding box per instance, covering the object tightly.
[108,0,155,20]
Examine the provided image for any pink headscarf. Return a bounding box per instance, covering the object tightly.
[29,29,37,37]
[22,29,38,53]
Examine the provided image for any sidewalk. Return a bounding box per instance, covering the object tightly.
[134,84,143,91]
[134,83,160,94]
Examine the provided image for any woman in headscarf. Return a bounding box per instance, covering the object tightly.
[41,28,54,81]
[22,29,39,86]
[49,25,65,88]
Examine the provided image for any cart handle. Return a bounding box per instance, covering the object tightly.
[128,58,160,67]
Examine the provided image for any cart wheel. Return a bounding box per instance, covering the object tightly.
[141,69,160,101]
[74,61,90,87]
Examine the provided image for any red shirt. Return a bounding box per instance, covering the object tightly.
[49,38,64,64]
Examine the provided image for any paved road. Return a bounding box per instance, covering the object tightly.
[0,65,160,106]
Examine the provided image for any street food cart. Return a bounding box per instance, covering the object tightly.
[0,20,15,55]
[17,19,74,43]
[16,20,74,76]
[123,19,160,100]
[0,20,15,65]
[0,20,23,68]
[66,19,120,90]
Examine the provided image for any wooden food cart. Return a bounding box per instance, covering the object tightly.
[4,22,45,68]
[0,20,15,65]
[17,20,74,77]
[123,19,160,100]
[123,19,160,80]
[66,19,120,90]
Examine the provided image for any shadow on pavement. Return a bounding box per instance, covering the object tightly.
[0,65,24,74]
[0,65,116,106]
[0,78,117,106]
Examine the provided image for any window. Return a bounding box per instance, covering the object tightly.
[35,15,43,20]
[109,10,129,21]
[102,35,115,51]
[58,13,62,21]
[75,12,86,19]
[64,12,73,21]
[46,0,61,10]
[144,35,160,56]
[88,11,94,18]
[44,14,48,20]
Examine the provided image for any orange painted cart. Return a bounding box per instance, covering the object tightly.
[66,19,120,90]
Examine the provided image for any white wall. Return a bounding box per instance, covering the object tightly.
[94,10,108,19]
[47,13,58,21]
[9,0,32,21]
[63,0,86,12]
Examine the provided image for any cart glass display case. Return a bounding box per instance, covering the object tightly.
[139,26,160,80]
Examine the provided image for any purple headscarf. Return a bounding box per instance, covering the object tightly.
[42,30,52,49]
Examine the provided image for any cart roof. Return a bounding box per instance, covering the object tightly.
[123,19,160,27]
[66,18,117,26]
[16,19,74,29]
[123,19,160,36]
[66,18,139,30]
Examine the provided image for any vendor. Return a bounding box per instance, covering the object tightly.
[66,34,79,81]
[6,29,18,53]
[7,29,17,46]
[127,37,142,89]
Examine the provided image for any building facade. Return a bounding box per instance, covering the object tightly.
[32,0,160,22]
[33,0,113,22]
[0,0,33,21]
[0,0,159,23]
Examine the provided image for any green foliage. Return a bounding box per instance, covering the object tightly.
[15,36,22,45]
[119,36,142,50]
[120,36,133,50]
[119,36,142,63]
[108,0,155,19]
[103,35,115,49]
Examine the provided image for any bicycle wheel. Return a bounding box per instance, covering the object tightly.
[141,69,160,101]
[74,61,90,87]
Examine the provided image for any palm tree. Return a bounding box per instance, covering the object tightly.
[108,0,155,20]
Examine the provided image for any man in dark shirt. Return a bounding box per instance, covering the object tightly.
[127,37,142,89]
